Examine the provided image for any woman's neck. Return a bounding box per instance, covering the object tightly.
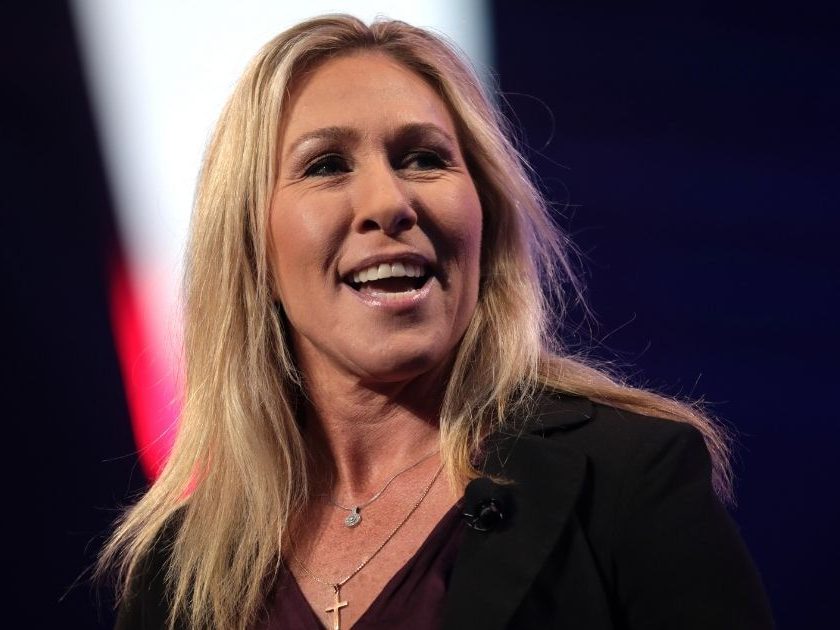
[301,369,445,499]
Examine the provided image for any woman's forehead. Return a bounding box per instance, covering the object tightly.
[279,51,459,152]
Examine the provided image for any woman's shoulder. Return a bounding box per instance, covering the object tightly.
[513,392,774,627]
[508,389,720,525]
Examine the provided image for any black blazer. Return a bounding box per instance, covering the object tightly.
[116,394,774,629]
[442,393,773,629]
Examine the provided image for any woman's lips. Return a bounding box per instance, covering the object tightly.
[343,275,434,309]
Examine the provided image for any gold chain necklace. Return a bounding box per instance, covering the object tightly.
[294,464,443,630]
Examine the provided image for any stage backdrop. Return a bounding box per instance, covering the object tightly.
[3,2,837,627]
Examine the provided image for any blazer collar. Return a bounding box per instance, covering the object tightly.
[442,394,592,629]
[526,392,594,433]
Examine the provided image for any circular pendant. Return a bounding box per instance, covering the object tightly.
[344,508,361,528]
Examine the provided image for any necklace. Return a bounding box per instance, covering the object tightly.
[322,449,438,528]
[296,464,442,630]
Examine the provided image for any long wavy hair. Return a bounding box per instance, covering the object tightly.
[99,14,732,629]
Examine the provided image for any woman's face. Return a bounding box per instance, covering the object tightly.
[269,51,482,386]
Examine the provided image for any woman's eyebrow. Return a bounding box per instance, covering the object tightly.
[394,122,456,146]
[285,126,360,157]
[285,122,456,160]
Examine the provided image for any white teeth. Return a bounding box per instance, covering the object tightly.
[349,261,427,285]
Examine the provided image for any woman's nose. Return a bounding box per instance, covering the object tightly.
[352,162,418,235]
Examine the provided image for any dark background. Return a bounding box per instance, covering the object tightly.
[3,2,837,627]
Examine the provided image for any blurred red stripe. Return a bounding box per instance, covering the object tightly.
[108,252,179,480]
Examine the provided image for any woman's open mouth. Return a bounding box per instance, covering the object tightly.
[344,261,432,300]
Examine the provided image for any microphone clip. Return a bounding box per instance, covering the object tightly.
[463,498,505,532]
[462,477,513,532]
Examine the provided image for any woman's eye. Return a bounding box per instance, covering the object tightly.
[402,151,447,170]
[304,155,349,177]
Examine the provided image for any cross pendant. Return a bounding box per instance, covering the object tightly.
[324,584,348,630]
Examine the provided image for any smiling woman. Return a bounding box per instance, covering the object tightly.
[270,53,482,385]
[101,14,773,630]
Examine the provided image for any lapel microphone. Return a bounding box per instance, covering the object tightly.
[462,477,513,532]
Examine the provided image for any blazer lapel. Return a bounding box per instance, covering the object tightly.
[442,395,592,629]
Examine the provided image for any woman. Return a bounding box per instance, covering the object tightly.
[103,15,773,630]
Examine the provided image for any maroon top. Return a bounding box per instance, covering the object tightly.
[253,504,465,629]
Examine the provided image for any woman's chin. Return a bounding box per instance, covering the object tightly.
[290,317,465,391]
[351,350,448,387]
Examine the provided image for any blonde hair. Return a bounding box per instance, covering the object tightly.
[99,14,732,629]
